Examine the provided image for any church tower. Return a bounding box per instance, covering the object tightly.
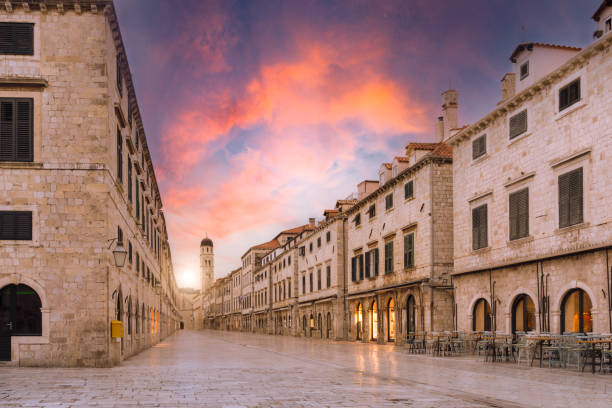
[200,237,214,294]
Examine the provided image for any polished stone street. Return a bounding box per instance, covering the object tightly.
[1,330,612,407]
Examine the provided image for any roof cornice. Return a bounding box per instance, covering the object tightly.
[448,32,612,147]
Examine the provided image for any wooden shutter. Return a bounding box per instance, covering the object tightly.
[359,254,364,280]
[0,211,32,240]
[472,207,479,250]
[0,100,13,161]
[365,251,371,278]
[0,99,33,162]
[0,23,34,55]
[374,248,379,276]
[509,189,529,240]
[405,180,414,199]
[351,257,356,282]
[559,169,582,228]
[472,205,487,250]
[404,233,414,268]
[509,110,527,139]
[472,135,486,160]
[479,206,488,248]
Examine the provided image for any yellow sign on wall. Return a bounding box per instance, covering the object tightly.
[111,320,123,338]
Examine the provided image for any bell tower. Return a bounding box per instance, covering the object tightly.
[200,236,214,294]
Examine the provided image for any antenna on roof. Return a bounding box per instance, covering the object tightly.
[520,24,526,42]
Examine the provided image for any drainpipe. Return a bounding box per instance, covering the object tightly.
[536,262,541,333]
[429,161,435,332]
[606,249,611,332]
[342,217,348,339]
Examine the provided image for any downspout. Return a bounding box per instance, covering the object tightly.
[342,217,348,339]
[105,265,110,366]
[429,161,435,332]
[606,248,611,332]
[536,262,541,332]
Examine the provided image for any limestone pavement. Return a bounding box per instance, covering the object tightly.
[1,330,612,407]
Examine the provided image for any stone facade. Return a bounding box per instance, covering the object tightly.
[0,1,180,366]
[448,15,612,334]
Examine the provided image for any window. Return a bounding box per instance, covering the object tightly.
[317,237,321,248]
[0,98,33,162]
[128,241,133,264]
[299,246,305,256]
[358,254,364,280]
[309,242,313,252]
[354,213,361,227]
[317,269,321,290]
[559,168,583,228]
[0,23,34,55]
[404,180,414,200]
[509,110,527,140]
[520,61,529,80]
[559,78,580,111]
[326,266,331,287]
[512,294,536,333]
[472,134,486,160]
[288,256,291,265]
[509,188,529,240]
[384,241,393,274]
[351,257,356,282]
[116,53,123,97]
[364,251,371,278]
[403,232,414,268]
[326,231,330,243]
[309,273,313,292]
[136,253,140,273]
[472,204,488,250]
[472,298,491,331]
[561,289,592,333]
[0,211,32,240]
[117,128,123,184]
[606,17,611,33]
[385,193,393,210]
[127,157,133,202]
[367,204,376,219]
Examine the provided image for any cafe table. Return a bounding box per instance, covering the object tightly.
[577,339,612,374]
[528,336,555,368]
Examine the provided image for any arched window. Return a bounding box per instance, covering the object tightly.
[472,298,491,331]
[355,303,363,340]
[387,298,395,341]
[0,284,42,336]
[370,300,378,340]
[127,297,132,335]
[512,294,536,333]
[561,289,593,333]
[135,301,139,334]
[318,314,322,338]
[116,291,122,322]
[406,295,416,336]
[326,312,332,339]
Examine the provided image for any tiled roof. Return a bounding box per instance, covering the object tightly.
[252,239,280,250]
[430,143,452,158]
[593,0,611,21]
[382,163,392,169]
[509,42,582,62]
[323,209,340,217]
[280,224,313,235]
[394,156,411,163]
[405,142,438,150]
[336,199,358,205]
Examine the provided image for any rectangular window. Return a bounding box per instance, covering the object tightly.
[326,266,331,287]
[302,275,306,294]
[384,241,394,274]
[385,193,393,210]
[606,17,611,33]
[288,280,291,297]
[299,246,305,256]
[559,167,583,228]
[117,128,123,184]
[326,231,330,242]
[0,23,34,55]
[136,253,140,273]
[351,257,356,282]
[509,188,529,240]
[364,251,371,278]
[354,213,361,226]
[472,204,488,250]
[403,233,414,268]
[309,242,313,252]
[559,79,580,111]
[288,255,291,265]
[128,241,133,264]
[0,98,33,162]
[127,157,133,202]
[520,61,529,80]
[317,269,321,290]
[317,237,321,248]
[135,182,140,218]
[116,54,123,97]
[509,110,527,140]
[472,134,486,160]
[0,211,32,240]
[374,248,379,276]
[367,204,376,219]
[404,180,414,200]
[358,254,364,280]
[309,273,313,292]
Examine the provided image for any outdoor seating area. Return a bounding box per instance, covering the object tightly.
[405,331,612,374]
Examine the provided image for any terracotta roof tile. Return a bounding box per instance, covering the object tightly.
[252,239,280,250]
[430,142,452,158]
[510,42,581,62]
[405,142,438,150]
[394,156,410,163]
[382,163,392,169]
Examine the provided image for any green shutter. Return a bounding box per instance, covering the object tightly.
[365,251,371,278]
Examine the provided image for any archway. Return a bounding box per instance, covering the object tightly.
[472,298,491,332]
[370,300,378,341]
[511,294,536,333]
[406,295,416,336]
[387,298,395,342]
[355,303,363,340]
[0,284,42,361]
[561,289,593,333]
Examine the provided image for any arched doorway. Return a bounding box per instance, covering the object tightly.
[302,315,307,336]
[406,295,416,336]
[512,294,536,333]
[0,284,42,361]
[309,314,314,337]
[561,289,593,333]
[387,298,395,342]
[318,314,322,338]
[355,303,363,340]
[370,300,378,341]
[472,298,491,331]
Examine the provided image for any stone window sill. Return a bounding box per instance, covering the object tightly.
[555,99,587,121]
[556,222,589,234]
[471,246,491,255]
[507,235,534,246]
[471,153,489,166]
[508,131,531,147]
[0,161,42,169]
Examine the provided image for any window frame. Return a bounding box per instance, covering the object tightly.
[509,188,529,241]
[0,22,34,56]
[0,97,34,162]
[472,204,488,250]
[558,78,581,112]
[472,134,486,160]
[404,180,414,200]
[519,61,529,80]
[509,109,528,140]
[385,193,393,210]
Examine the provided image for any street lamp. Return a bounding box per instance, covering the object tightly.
[108,238,128,268]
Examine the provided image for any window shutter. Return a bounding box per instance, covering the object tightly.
[359,254,364,280]
[509,110,527,139]
[569,168,583,226]
[0,23,34,55]
[472,207,479,250]
[559,172,571,227]
[479,206,488,248]
[0,211,32,240]
[351,257,356,282]
[404,233,414,268]
[518,189,529,238]
[405,180,414,199]
[374,248,379,276]
[0,100,13,161]
[472,135,486,160]
[365,251,371,278]
[15,100,32,161]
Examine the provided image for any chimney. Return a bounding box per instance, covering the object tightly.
[441,90,458,138]
[308,218,316,227]
[435,116,444,142]
[501,73,516,103]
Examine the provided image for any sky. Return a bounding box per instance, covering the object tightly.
[113,0,600,289]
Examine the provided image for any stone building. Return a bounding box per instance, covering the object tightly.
[0,1,180,366]
[447,5,612,335]
[178,288,201,330]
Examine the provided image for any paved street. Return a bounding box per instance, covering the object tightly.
[1,330,612,407]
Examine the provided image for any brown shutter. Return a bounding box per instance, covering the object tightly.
[0,100,13,161]
[479,205,488,248]
[351,257,356,282]
[0,211,32,240]
[472,207,480,250]
[0,23,34,55]
[559,172,571,227]
[374,248,379,276]
[365,251,371,278]
[509,110,527,139]
[15,100,32,161]
[569,168,583,226]
[518,189,529,238]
